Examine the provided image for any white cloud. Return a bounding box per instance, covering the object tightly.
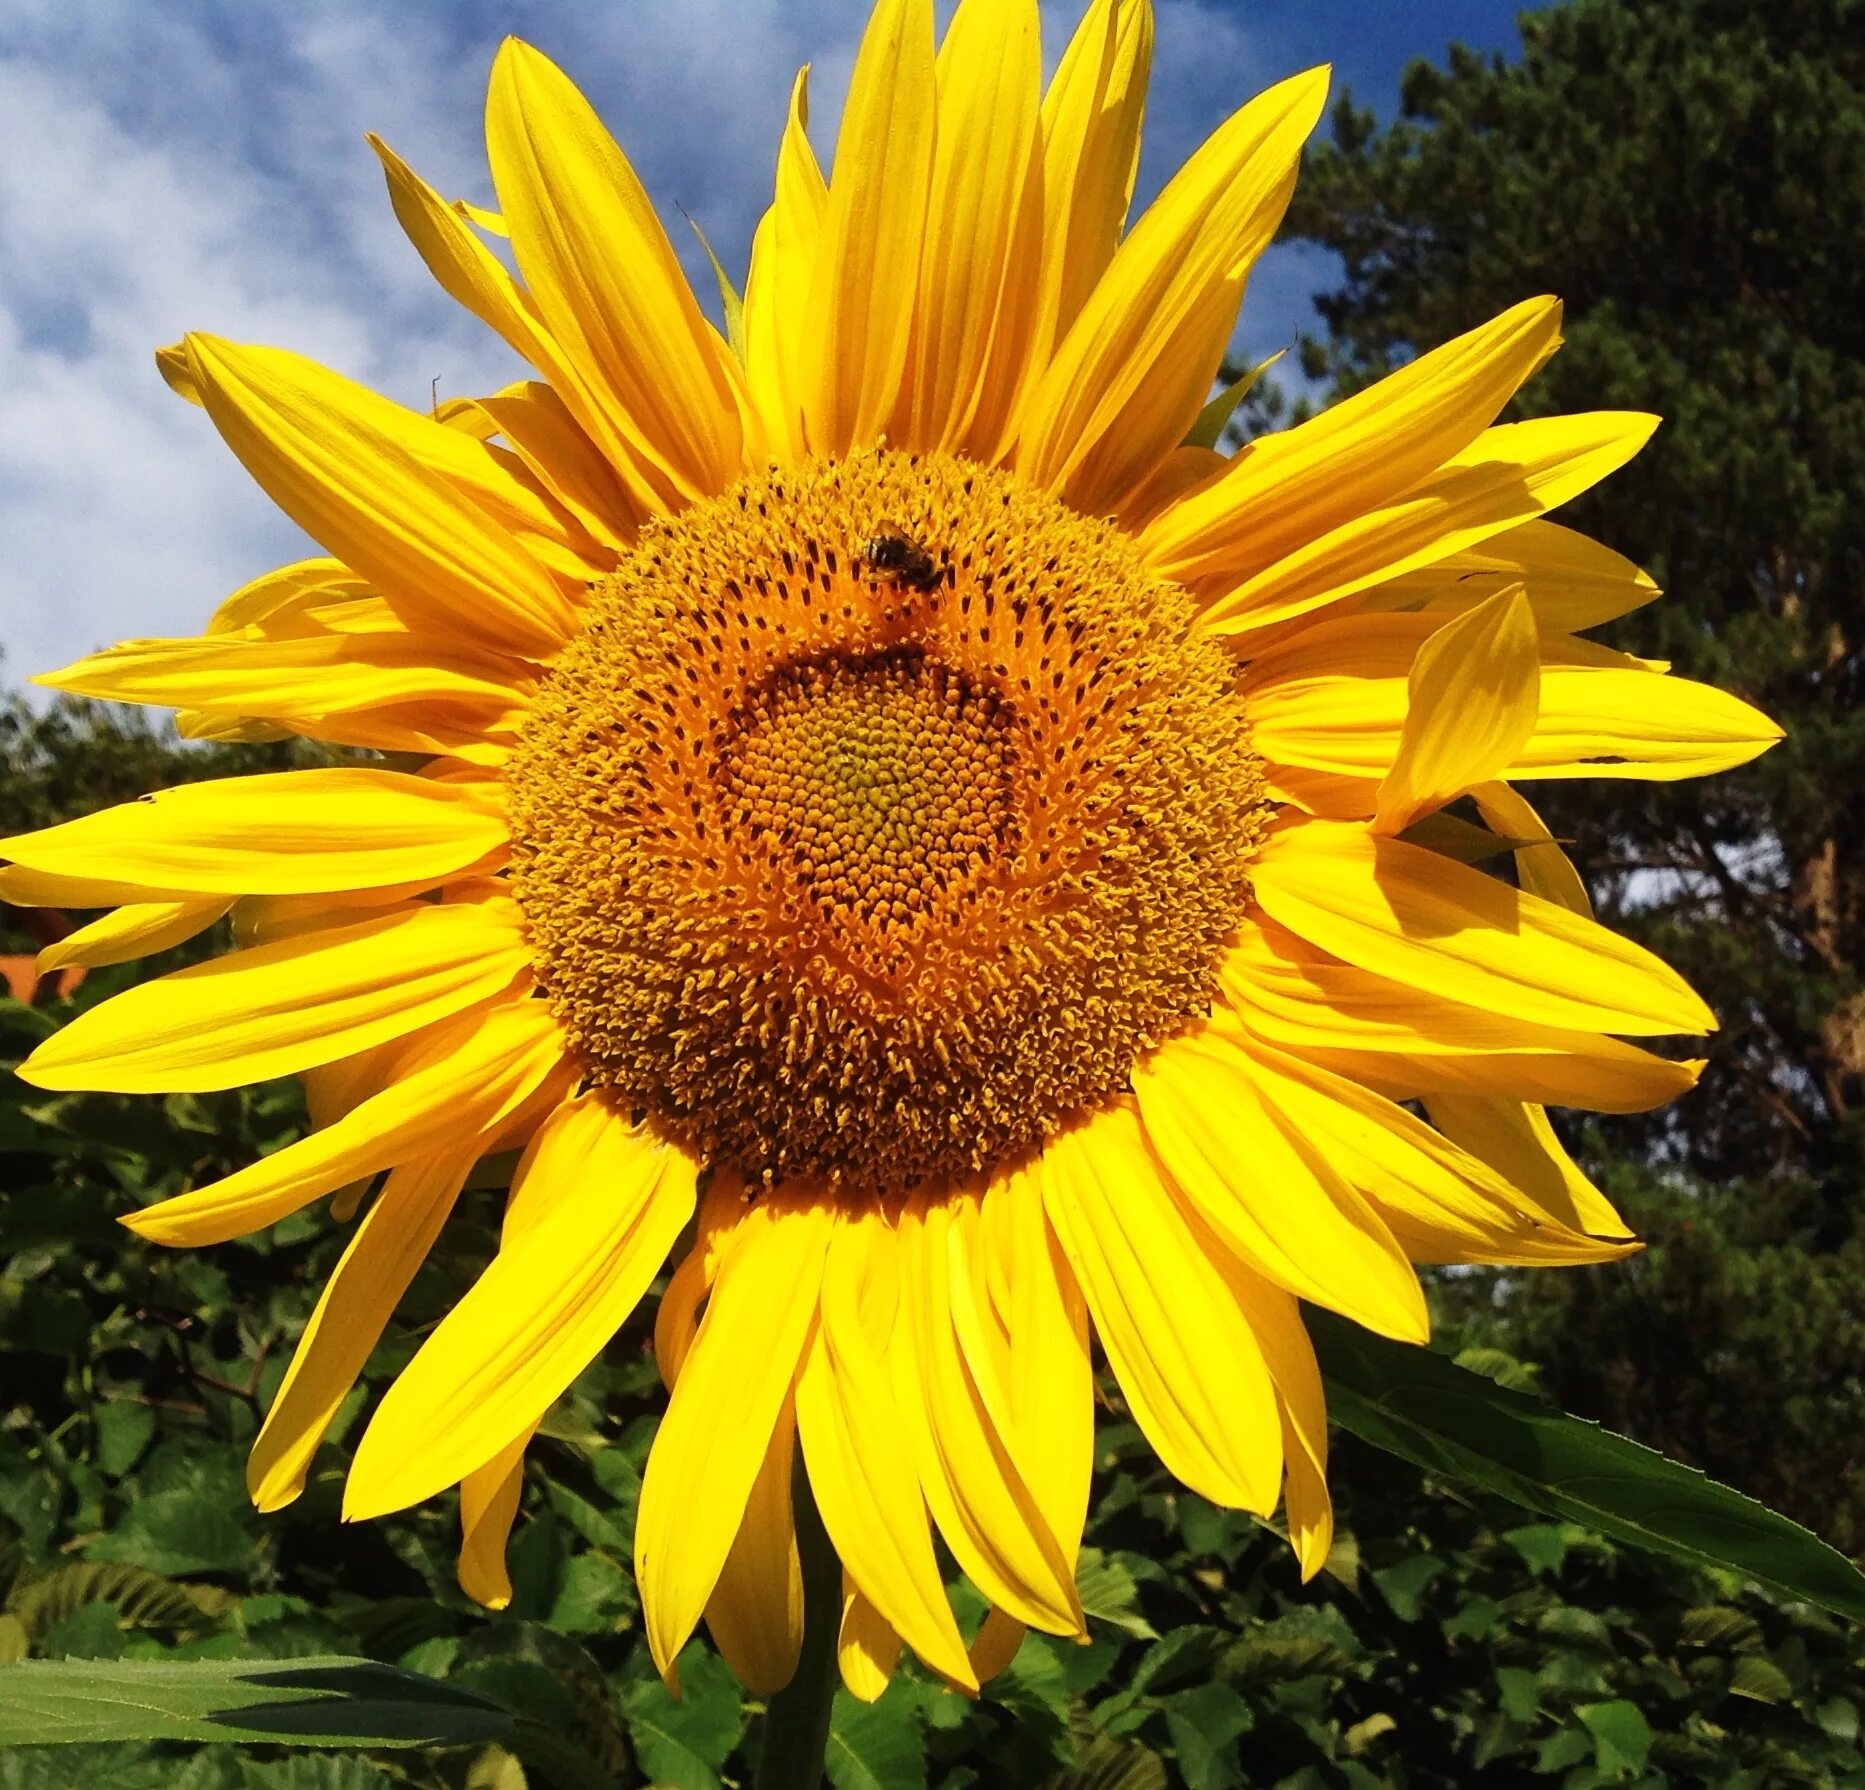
[0,0,1318,691]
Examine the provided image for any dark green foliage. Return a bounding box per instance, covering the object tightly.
[1278,0,1865,1550]
[5,932,1865,1785]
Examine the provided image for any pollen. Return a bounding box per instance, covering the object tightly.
[508,450,1269,1196]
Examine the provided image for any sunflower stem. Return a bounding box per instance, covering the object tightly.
[754,1460,841,1790]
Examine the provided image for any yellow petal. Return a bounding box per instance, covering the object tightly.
[1469,780,1593,915]
[0,864,203,909]
[122,994,566,1247]
[1131,1025,1428,1342]
[653,1177,743,1391]
[370,134,652,508]
[980,1161,1094,1561]
[345,1096,698,1517]
[705,1400,804,1697]
[457,1428,534,1610]
[1201,411,1660,636]
[1507,666,1782,782]
[795,1210,978,1692]
[1300,1041,1703,1119]
[247,1147,477,1511]
[968,1608,1027,1685]
[1206,1024,1630,1268]
[485,41,746,508]
[1357,517,1661,631]
[838,1580,902,1703]
[1425,1094,1635,1240]
[1222,1275,1332,1580]
[1219,919,1699,1114]
[21,896,533,1095]
[156,339,203,405]
[36,632,529,759]
[1144,297,1564,589]
[183,335,576,658]
[36,899,231,974]
[1249,821,1716,1036]
[1373,585,1540,833]
[206,558,368,635]
[1017,67,1328,514]
[894,0,1042,458]
[3,769,508,895]
[451,384,633,549]
[800,0,937,455]
[634,1193,829,1684]
[892,1196,1083,1636]
[1036,1103,1283,1513]
[1243,616,1768,799]
[742,67,828,463]
[1031,0,1154,370]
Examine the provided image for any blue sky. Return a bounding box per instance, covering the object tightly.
[0,0,1537,684]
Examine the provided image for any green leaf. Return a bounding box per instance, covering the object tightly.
[1130,1626,1228,1696]
[619,1643,743,1790]
[824,1687,927,1790]
[1817,1697,1860,1742]
[87,1490,258,1579]
[1075,1549,1157,1640]
[39,1602,123,1661]
[0,1656,513,1749]
[1182,350,1285,449]
[1370,1553,1445,1621]
[1494,1666,1541,1723]
[1309,1309,1865,1621]
[687,218,747,365]
[9,1561,230,1640]
[92,1403,157,1478]
[1577,1699,1653,1775]
[1047,1736,1170,1790]
[1162,1682,1251,1790]
[1726,1655,1795,1704]
[1677,1606,1761,1651]
[1503,1523,1569,1576]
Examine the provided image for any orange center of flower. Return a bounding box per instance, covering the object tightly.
[509,450,1268,1195]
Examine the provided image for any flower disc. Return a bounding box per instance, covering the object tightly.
[509,450,1269,1193]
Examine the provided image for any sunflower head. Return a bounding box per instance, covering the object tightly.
[510,448,1268,1193]
[3,0,1779,1711]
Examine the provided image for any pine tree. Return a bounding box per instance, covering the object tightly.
[1281,0,1865,1543]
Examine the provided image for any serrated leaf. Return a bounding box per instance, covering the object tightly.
[10,1560,230,1640]
[1310,1309,1865,1622]
[1677,1605,1762,1651]
[1075,1549,1156,1640]
[1224,1631,1356,1687]
[0,1656,512,1748]
[1131,1626,1228,1696]
[1046,1736,1170,1790]
[39,1602,123,1661]
[87,1490,257,1578]
[825,1687,927,1790]
[1726,1655,1794,1704]
[231,1758,397,1789]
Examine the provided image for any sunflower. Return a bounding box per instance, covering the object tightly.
[3,0,1779,1703]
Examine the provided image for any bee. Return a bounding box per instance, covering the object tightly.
[860,524,941,594]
